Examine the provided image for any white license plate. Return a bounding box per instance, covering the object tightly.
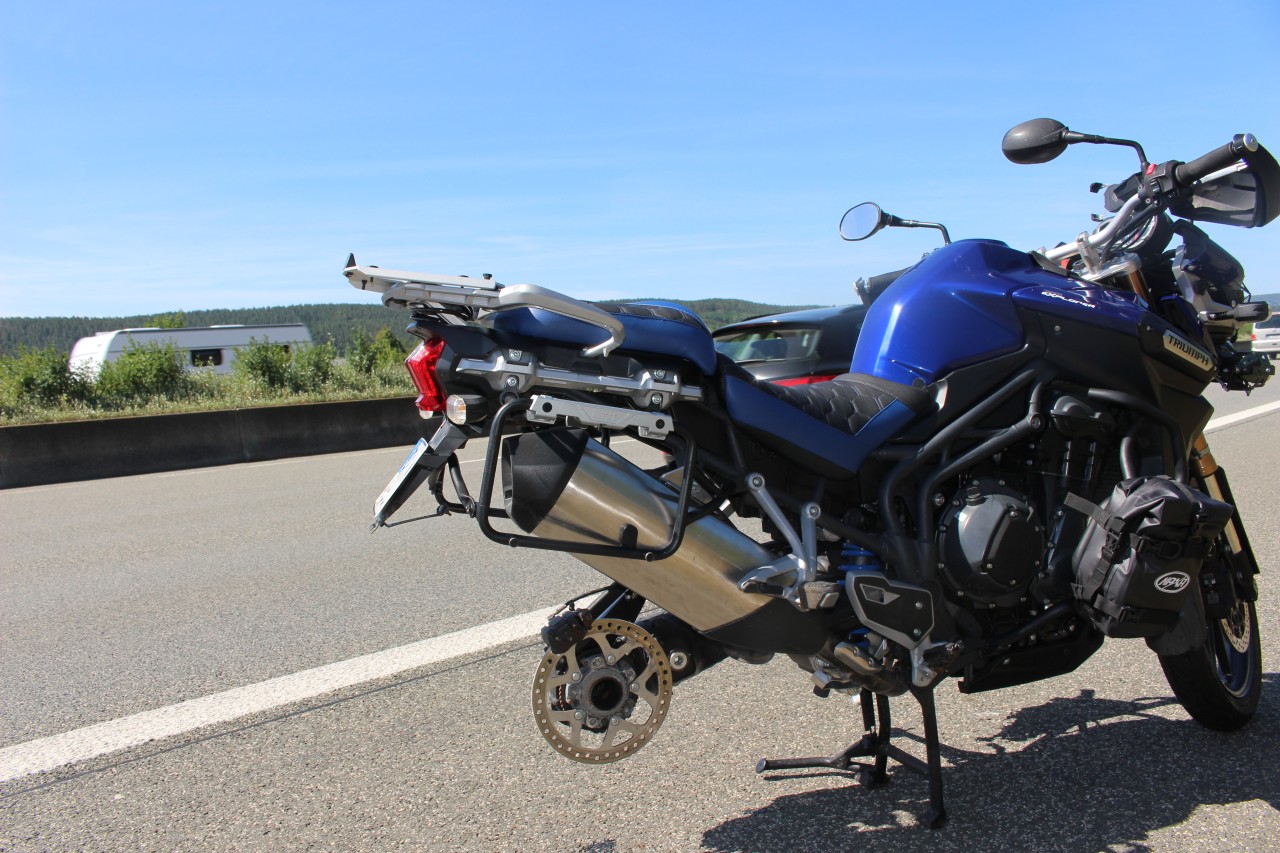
[374,438,430,520]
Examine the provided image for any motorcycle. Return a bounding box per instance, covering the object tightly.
[347,118,1276,828]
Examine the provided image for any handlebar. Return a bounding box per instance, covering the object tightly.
[1041,194,1144,263]
[1174,134,1258,185]
[1041,133,1260,266]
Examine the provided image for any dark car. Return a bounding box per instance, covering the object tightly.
[712,304,867,385]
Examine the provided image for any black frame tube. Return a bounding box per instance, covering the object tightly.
[472,397,700,562]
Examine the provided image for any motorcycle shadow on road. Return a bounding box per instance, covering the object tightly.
[702,674,1280,852]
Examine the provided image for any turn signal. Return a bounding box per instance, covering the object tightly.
[405,338,447,414]
[446,394,468,424]
[446,394,489,425]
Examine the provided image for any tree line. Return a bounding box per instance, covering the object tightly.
[0,299,819,357]
[0,304,415,357]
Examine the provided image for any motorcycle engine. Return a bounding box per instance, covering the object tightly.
[937,476,1045,607]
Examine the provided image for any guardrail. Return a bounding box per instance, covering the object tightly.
[0,397,433,488]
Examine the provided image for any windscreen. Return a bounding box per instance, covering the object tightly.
[713,326,821,363]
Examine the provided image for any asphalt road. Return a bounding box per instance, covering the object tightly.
[1,382,1278,851]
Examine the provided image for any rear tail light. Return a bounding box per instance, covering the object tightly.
[773,373,840,387]
[405,338,447,414]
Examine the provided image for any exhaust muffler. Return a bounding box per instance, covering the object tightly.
[502,428,826,653]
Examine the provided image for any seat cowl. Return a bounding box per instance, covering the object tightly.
[488,302,717,374]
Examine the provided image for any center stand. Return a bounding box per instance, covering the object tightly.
[755,686,947,830]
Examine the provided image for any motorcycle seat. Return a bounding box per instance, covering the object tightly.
[488,301,718,374]
[722,365,933,477]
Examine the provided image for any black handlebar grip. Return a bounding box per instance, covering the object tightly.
[1174,134,1258,185]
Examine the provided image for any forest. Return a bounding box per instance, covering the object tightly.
[0,298,818,357]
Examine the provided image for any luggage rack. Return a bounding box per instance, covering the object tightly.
[343,255,627,358]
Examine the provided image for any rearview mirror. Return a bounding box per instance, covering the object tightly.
[1002,118,1070,164]
[839,202,886,241]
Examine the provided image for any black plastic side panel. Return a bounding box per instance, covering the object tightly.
[1034,309,1150,395]
[891,346,1041,443]
[1030,307,1210,398]
[1024,308,1212,444]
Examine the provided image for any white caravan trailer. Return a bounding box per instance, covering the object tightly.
[68,324,312,378]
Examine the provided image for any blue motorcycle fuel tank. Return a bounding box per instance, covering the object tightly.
[850,239,1150,385]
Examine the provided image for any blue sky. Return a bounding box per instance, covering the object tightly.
[2,1,1278,318]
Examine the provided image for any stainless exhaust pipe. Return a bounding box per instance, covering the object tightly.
[502,428,826,653]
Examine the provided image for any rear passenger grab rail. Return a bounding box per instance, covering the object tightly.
[343,255,626,358]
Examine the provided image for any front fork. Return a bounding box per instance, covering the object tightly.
[1191,433,1260,612]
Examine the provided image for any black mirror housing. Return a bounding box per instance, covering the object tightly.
[1002,118,1070,164]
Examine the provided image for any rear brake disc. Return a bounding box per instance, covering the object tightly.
[531,618,673,763]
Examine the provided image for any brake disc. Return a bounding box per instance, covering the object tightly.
[531,617,674,763]
[1221,602,1252,654]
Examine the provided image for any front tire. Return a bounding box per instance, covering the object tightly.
[1158,598,1261,731]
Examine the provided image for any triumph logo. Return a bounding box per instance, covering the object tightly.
[1154,571,1192,594]
[1162,331,1213,371]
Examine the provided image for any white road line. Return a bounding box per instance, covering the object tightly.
[0,606,558,784]
[3,405,1274,782]
[1204,399,1280,432]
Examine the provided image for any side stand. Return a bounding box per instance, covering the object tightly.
[755,686,947,830]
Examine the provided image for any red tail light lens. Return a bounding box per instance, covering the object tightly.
[405,338,447,414]
[773,373,840,387]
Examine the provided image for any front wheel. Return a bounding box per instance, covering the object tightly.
[1158,598,1261,731]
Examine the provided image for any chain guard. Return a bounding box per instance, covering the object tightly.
[531,618,674,763]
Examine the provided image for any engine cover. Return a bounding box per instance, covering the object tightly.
[939,477,1045,606]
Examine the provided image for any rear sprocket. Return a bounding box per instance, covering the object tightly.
[532,618,674,763]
